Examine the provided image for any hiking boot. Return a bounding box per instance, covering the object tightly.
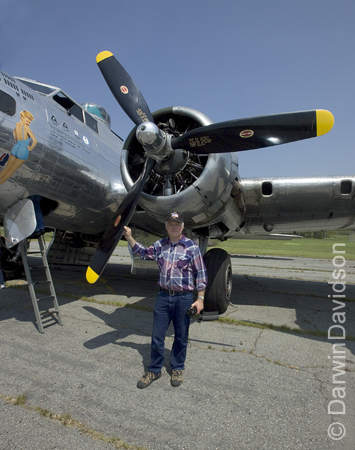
[137,371,161,389]
[171,369,183,387]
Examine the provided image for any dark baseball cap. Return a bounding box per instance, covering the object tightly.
[165,212,184,223]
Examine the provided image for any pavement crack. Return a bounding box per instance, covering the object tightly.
[243,275,268,290]
[0,394,147,450]
[305,369,333,417]
[187,336,301,370]
[253,328,264,353]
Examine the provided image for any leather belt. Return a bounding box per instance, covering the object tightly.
[160,288,191,296]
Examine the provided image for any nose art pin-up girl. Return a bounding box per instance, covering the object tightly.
[0,110,37,185]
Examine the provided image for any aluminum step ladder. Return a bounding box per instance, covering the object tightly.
[19,235,63,333]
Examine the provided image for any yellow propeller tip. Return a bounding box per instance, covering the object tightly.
[96,51,113,64]
[316,110,334,136]
[86,266,99,284]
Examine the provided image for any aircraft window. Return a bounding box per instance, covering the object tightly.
[68,104,84,122]
[0,90,16,116]
[84,111,98,133]
[16,79,55,95]
[262,181,273,196]
[53,92,73,109]
[81,103,111,128]
[341,180,352,195]
[52,92,83,122]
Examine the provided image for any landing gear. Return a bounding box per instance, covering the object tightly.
[203,248,232,314]
[0,238,23,280]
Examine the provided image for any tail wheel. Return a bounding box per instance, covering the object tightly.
[203,248,232,314]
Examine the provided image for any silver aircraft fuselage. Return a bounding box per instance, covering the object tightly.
[0,72,125,235]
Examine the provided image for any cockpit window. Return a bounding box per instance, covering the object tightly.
[84,111,98,133]
[52,92,83,122]
[81,103,111,128]
[15,78,55,95]
[0,90,16,116]
[68,103,84,122]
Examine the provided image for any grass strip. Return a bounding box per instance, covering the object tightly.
[219,316,355,340]
[71,295,355,341]
[215,236,355,259]
[8,284,355,340]
[1,394,147,450]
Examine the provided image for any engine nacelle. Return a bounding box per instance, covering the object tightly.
[121,107,240,231]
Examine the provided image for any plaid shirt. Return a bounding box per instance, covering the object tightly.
[132,235,208,292]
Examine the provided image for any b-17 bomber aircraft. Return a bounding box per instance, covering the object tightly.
[0,51,354,316]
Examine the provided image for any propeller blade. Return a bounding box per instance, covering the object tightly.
[170,110,334,154]
[86,157,155,283]
[96,51,154,125]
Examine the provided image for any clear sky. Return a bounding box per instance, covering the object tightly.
[1,0,354,178]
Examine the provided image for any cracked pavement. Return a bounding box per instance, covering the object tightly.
[0,245,354,449]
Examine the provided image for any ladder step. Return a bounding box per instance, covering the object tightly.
[19,238,62,333]
[41,310,60,316]
[33,280,51,285]
[36,295,55,302]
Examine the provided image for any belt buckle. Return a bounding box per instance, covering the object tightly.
[168,289,175,296]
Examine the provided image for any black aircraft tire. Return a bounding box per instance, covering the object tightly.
[0,244,23,280]
[203,248,232,314]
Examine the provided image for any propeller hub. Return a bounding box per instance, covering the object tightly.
[136,122,162,146]
[136,122,173,162]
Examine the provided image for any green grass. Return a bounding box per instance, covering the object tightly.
[3,227,353,259]
[117,230,354,259]
[214,235,355,259]
[118,233,355,259]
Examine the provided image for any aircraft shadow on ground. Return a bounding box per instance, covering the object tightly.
[1,259,354,356]
[231,272,355,355]
[82,305,158,371]
[77,264,355,359]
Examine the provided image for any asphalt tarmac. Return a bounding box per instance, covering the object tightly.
[0,243,354,450]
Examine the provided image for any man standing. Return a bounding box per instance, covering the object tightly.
[123,212,207,389]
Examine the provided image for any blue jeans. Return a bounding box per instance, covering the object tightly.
[148,291,193,374]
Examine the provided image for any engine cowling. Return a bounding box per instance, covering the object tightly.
[121,106,240,230]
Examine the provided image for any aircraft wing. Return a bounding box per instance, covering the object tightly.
[235,175,355,237]
[120,174,355,244]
